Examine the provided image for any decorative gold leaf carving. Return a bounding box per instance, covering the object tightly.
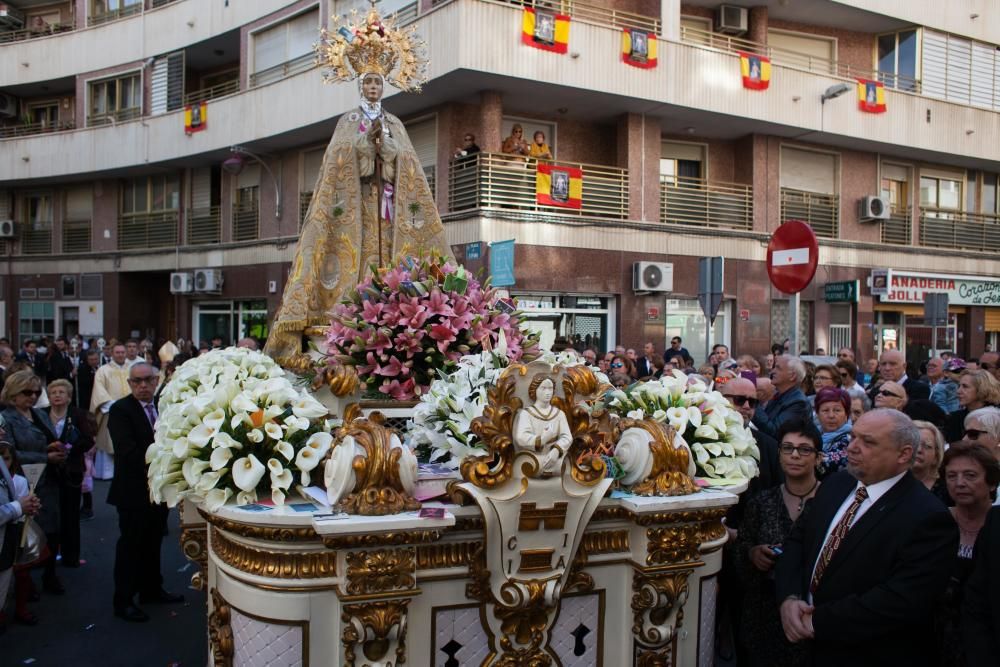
[208,588,234,667]
[210,527,337,579]
[345,548,416,597]
[342,599,410,666]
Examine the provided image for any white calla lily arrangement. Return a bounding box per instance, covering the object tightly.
[145,347,337,511]
[601,370,760,483]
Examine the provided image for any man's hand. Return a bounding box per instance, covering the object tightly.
[46,441,67,464]
[780,598,816,643]
[749,544,777,572]
[19,492,41,516]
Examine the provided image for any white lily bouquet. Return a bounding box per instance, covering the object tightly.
[146,347,336,511]
[408,345,606,468]
[602,370,760,483]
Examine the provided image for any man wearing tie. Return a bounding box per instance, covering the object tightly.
[775,409,956,666]
[108,362,182,622]
[636,342,656,378]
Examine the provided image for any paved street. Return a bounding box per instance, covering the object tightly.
[4,480,207,667]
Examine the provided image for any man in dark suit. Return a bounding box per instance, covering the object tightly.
[963,506,1000,663]
[775,409,957,667]
[45,337,74,384]
[15,339,46,379]
[636,342,656,378]
[753,354,810,439]
[108,362,182,622]
[867,350,929,404]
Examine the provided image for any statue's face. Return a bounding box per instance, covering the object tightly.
[362,74,383,102]
[536,378,554,405]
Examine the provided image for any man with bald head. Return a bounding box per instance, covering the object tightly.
[722,377,781,490]
[867,350,929,406]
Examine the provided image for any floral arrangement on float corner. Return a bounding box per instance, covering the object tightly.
[407,342,609,467]
[145,347,339,511]
[325,254,540,401]
[601,369,761,484]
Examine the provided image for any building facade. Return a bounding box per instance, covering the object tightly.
[1,0,999,369]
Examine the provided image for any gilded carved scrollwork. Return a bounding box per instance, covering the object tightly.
[342,599,410,667]
[180,525,208,590]
[344,548,416,598]
[208,588,234,667]
[646,525,703,566]
[631,569,691,651]
[198,508,320,542]
[211,527,337,579]
[416,541,481,570]
[323,530,441,550]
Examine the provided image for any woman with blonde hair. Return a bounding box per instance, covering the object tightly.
[944,368,1000,443]
[911,420,946,490]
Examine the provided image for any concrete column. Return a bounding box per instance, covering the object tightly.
[617,113,660,223]
[479,91,503,153]
[748,6,768,45]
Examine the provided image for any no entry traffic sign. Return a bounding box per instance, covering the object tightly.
[766,220,818,294]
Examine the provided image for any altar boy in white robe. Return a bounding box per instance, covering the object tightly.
[89,343,130,479]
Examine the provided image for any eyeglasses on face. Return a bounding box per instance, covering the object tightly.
[728,395,758,407]
[611,362,624,368]
[20,389,41,397]
[877,389,903,399]
[779,444,817,456]
[814,375,835,382]
[129,376,157,385]
[964,428,988,440]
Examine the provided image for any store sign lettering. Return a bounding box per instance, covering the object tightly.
[881,272,1000,306]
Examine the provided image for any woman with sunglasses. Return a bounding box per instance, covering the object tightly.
[963,407,1000,458]
[734,417,820,667]
[944,369,1000,444]
[610,354,636,379]
[813,387,853,479]
[873,380,908,411]
[0,370,65,596]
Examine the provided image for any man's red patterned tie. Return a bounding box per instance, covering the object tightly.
[811,486,869,593]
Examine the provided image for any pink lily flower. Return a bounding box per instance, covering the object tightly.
[428,323,458,353]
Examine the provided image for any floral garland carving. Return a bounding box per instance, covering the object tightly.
[342,599,410,666]
[345,548,416,597]
[323,530,442,550]
[211,527,337,579]
[646,525,703,566]
[208,588,234,667]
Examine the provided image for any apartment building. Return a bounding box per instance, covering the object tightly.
[1,0,999,369]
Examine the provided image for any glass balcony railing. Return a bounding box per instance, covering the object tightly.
[448,152,629,220]
[880,208,911,245]
[62,220,92,253]
[780,188,839,238]
[659,176,753,231]
[919,208,1000,253]
[118,211,179,250]
[186,207,222,245]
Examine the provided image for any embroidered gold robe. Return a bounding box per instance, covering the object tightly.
[90,361,130,454]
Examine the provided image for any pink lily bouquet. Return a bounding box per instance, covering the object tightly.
[326,255,539,401]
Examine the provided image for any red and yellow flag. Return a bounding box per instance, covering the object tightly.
[522,8,570,54]
[184,102,207,134]
[621,29,657,69]
[856,79,886,113]
[738,52,771,90]
[536,163,583,209]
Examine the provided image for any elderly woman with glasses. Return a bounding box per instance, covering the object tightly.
[814,387,853,479]
[911,420,947,490]
[0,369,65,595]
[734,417,820,667]
[873,380,908,411]
[945,369,1000,444]
[963,407,1000,458]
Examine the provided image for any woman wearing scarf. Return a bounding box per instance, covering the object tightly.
[814,387,853,479]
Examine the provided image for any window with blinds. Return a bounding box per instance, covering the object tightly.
[150,51,185,115]
[767,29,836,74]
[64,187,93,253]
[252,8,319,84]
[779,147,839,238]
[923,29,1000,109]
[405,116,438,195]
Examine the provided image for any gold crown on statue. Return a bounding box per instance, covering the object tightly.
[315,1,429,93]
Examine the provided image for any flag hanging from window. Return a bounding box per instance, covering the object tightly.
[184,102,207,133]
[856,79,886,113]
[738,52,770,90]
[621,28,657,69]
[522,8,570,54]
[536,163,582,209]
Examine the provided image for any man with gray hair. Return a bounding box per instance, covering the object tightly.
[752,354,810,438]
[776,409,957,665]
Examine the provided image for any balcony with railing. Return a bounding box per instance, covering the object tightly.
[87,2,143,27]
[880,208,911,245]
[448,152,629,220]
[117,210,179,250]
[186,206,222,245]
[232,205,259,241]
[780,188,839,238]
[919,209,1000,253]
[19,223,52,255]
[0,120,76,139]
[62,220,92,253]
[659,177,753,231]
[514,0,659,33]
[679,25,921,94]
[87,107,141,127]
[249,52,315,88]
[183,78,240,107]
[0,22,75,44]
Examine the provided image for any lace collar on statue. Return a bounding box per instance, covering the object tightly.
[359,100,382,121]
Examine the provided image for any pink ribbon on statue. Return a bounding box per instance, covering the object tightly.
[381,183,394,222]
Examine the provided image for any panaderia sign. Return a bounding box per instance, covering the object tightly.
[877,270,1000,306]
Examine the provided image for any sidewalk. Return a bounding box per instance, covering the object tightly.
[3,480,207,667]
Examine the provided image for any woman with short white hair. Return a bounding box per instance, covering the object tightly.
[964,406,1000,462]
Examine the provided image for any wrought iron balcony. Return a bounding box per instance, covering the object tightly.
[19,223,52,255]
[249,53,316,88]
[447,152,628,220]
[86,107,141,127]
[512,0,659,33]
[659,176,753,231]
[117,211,179,250]
[919,208,1000,253]
[0,120,75,140]
[186,207,222,245]
[780,188,839,238]
[87,2,143,27]
[0,22,74,44]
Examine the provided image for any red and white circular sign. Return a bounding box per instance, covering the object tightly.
[766,220,818,294]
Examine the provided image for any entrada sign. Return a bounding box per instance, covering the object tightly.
[876,269,1000,306]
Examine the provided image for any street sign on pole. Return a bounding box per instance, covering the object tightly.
[824,280,859,303]
[925,293,948,359]
[767,221,819,356]
[698,257,724,363]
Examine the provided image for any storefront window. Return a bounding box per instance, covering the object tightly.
[194,300,269,347]
[665,299,730,366]
[514,294,613,353]
[19,302,55,347]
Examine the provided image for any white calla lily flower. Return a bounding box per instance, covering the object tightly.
[203,488,233,512]
[305,432,333,458]
[232,454,266,492]
[195,470,224,493]
[236,490,258,505]
[275,440,295,462]
[264,422,284,441]
[182,458,211,487]
[210,447,234,471]
[246,429,264,443]
[392,435,418,494]
[291,392,329,420]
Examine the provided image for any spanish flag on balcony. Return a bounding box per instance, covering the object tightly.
[184,102,207,134]
[856,79,886,113]
[536,163,583,209]
[622,29,657,69]
[738,52,771,90]
[522,8,570,54]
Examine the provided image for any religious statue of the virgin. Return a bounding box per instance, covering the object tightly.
[265,4,451,360]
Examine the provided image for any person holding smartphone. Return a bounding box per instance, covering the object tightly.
[733,417,821,667]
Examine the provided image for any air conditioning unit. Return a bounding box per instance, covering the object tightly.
[0,220,14,238]
[859,195,890,222]
[169,272,193,294]
[633,262,674,293]
[0,93,18,119]
[194,268,223,293]
[715,5,748,35]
